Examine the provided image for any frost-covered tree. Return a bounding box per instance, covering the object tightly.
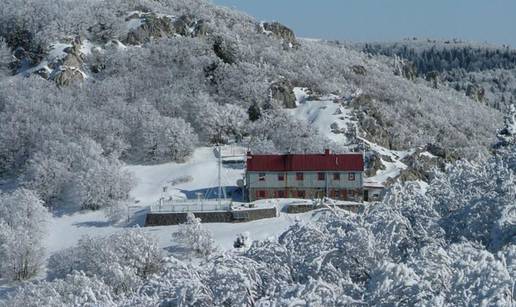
[48,228,163,293]
[5,271,117,307]
[205,255,264,306]
[136,257,214,306]
[0,38,11,76]
[0,189,49,281]
[173,212,216,257]
[495,104,516,148]
[429,157,516,251]
[74,157,134,210]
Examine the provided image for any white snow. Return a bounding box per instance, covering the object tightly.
[288,88,355,145]
[42,147,318,264]
[288,87,411,185]
[126,147,244,205]
[363,139,412,183]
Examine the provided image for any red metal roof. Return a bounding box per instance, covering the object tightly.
[246,151,364,172]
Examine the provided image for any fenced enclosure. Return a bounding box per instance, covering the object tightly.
[150,198,233,213]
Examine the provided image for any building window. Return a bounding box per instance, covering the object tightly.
[348,172,355,181]
[259,173,266,181]
[278,173,284,181]
[296,172,304,181]
[256,190,266,198]
[297,190,306,198]
[331,190,339,198]
[318,172,326,181]
[277,190,285,198]
[333,173,340,180]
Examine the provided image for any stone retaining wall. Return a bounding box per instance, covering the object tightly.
[145,208,277,226]
[286,204,363,214]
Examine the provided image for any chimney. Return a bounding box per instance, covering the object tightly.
[324,148,330,155]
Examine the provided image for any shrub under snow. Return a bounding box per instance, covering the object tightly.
[173,212,216,257]
[0,189,49,281]
[48,228,163,294]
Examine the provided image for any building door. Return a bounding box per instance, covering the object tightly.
[364,190,369,201]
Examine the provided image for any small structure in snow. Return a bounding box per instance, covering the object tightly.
[363,181,385,202]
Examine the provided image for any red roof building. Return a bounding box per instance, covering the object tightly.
[245,149,365,202]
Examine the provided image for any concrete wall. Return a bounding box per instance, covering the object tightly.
[286,203,363,214]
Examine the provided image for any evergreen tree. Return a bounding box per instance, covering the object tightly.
[247,101,262,122]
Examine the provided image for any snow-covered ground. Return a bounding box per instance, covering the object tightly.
[45,201,314,256]
[126,147,245,205]
[42,146,316,264]
[289,87,411,185]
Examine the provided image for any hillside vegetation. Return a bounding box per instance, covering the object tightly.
[0,1,515,305]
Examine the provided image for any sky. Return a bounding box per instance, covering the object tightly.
[213,0,516,47]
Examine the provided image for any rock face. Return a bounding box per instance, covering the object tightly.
[394,56,417,80]
[125,13,209,45]
[425,71,440,88]
[52,68,84,87]
[261,22,299,48]
[269,79,296,108]
[351,95,396,149]
[466,83,485,102]
[50,36,85,86]
[365,151,386,177]
[126,13,174,45]
[424,143,458,162]
[395,143,458,183]
[352,65,367,76]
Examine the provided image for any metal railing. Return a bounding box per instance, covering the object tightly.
[150,198,232,213]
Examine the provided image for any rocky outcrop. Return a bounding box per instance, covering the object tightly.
[352,65,367,76]
[425,71,440,88]
[173,15,209,37]
[395,143,458,183]
[125,13,209,45]
[394,56,417,81]
[466,83,485,102]
[365,151,386,177]
[126,13,174,45]
[50,36,85,86]
[261,22,299,48]
[269,79,296,108]
[424,143,458,162]
[351,95,396,149]
[213,36,237,64]
[52,67,84,87]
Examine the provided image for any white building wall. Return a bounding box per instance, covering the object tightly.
[247,171,363,190]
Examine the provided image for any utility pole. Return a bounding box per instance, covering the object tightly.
[217,145,227,209]
[217,145,222,209]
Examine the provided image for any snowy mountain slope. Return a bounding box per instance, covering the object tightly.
[288,87,412,185]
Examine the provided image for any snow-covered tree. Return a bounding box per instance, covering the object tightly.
[0,189,49,281]
[495,104,516,148]
[74,157,134,210]
[0,38,11,77]
[136,257,214,306]
[205,255,264,306]
[173,212,216,257]
[6,271,117,307]
[48,228,163,294]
